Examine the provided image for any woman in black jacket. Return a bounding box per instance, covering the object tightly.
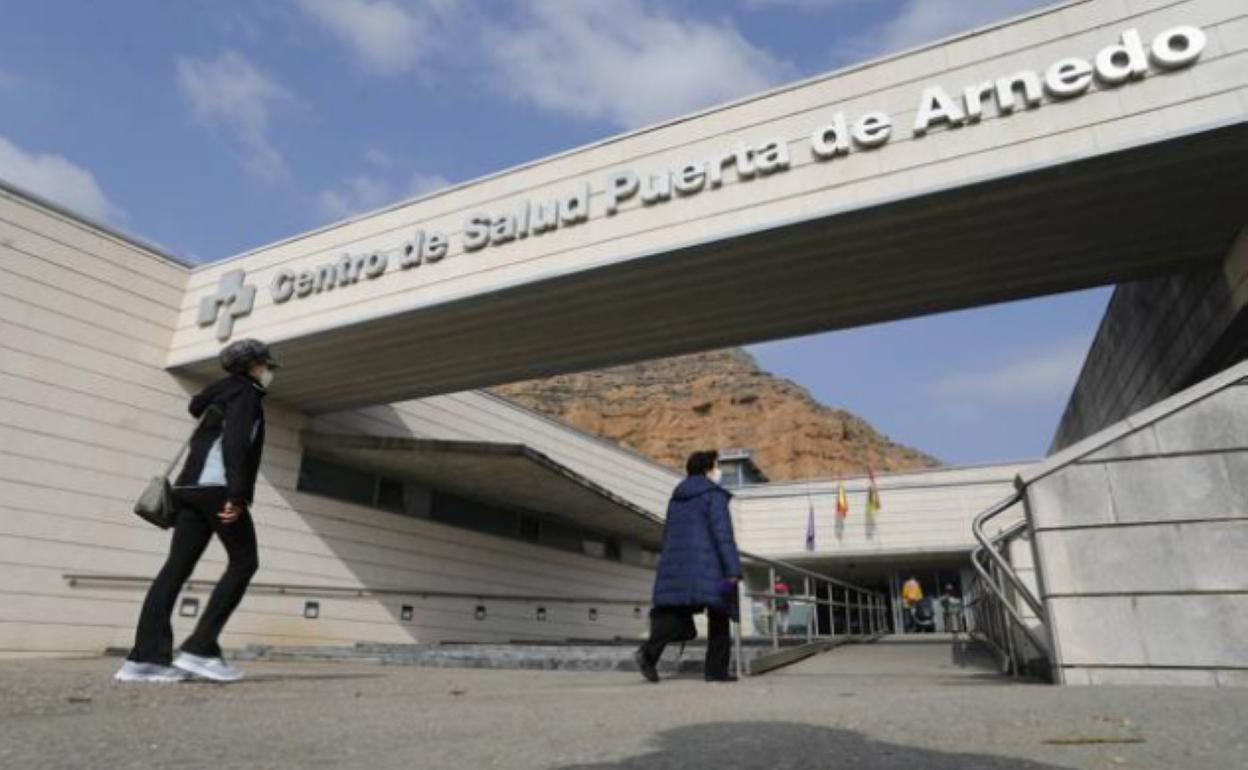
[115,339,277,683]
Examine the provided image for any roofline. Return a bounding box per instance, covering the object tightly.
[190,0,1083,271]
[0,177,196,270]
[734,459,1038,494]
[477,389,683,480]
[301,430,666,527]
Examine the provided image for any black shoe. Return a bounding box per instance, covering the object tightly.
[705,673,739,683]
[634,650,659,683]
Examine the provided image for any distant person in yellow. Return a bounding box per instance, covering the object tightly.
[901,576,923,632]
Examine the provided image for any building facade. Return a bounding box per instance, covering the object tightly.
[0,0,1245,684]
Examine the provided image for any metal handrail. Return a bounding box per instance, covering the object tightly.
[739,549,883,597]
[732,551,888,677]
[969,491,1051,667]
[962,573,1014,671]
[63,574,650,606]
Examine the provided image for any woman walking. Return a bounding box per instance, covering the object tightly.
[115,339,277,683]
[635,450,743,683]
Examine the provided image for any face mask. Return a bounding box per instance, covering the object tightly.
[257,367,275,389]
[708,467,723,484]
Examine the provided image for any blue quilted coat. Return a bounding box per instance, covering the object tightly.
[651,475,743,613]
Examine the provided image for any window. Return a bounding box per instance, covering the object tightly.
[296,455,647,564]
[518,515,541,542]
[298,455,375,506]
[582,540,606,558]
[431,491,518,538]
[376,477,405,511]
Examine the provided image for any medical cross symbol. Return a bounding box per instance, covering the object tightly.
[197,269,256,341]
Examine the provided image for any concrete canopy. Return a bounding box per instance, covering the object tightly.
[301,432,665,545]
[168,1,1248,412]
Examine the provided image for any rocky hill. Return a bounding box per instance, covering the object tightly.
[492,348,940,481]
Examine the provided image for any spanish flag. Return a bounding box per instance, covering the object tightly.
[866,467,882,519]
[836,479,850,519]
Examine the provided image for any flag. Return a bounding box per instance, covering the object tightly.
[804,498,816,551]
[836,479,850,519]
[866,467,882,519]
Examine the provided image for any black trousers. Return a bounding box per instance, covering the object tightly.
[639,606,732,678]
[128,487,258,665]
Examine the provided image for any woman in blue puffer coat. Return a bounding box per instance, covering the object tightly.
[635,450,743,683]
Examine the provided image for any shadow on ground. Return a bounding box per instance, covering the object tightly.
[556,721,1065,770]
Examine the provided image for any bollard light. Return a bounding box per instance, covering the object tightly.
[475,605,487,621]
[400,604,413,622]
[536,607,547,622]
[588,607,598,621]
[179,597,199,618]
[304,601,320,619]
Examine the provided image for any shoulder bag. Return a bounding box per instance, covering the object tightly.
[133,405,221,529]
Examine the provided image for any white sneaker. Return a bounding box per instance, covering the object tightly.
[114,660,191,683]
[173,651,244,682]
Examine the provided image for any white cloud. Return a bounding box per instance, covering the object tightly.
[859,0,1051,59]
[176,51,293,180]
[483,0,792,128]
[0,135,124,223]
[928,337,1091,405]
[407,171,450,197]
[295,0,453,75]
[318,167,449,219]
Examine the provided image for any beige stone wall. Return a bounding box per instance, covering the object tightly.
[1023,360,1248,685]
[0,190,658,657]
[1053,229,1248,450]
[732,463,1028,560]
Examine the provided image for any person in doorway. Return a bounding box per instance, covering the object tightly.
[115,339,277,683]
[772,576,791,637]
[939,583,964,634]
[901,575,923,633]
[635,450,743,683]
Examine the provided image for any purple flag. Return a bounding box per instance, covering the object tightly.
[805,499,816,551]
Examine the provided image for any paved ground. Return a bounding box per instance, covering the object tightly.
[2,637,1245,770]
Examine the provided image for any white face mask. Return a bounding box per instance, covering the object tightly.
[708,467,723,484]
[257,367,275,389]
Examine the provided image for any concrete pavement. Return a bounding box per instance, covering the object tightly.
[1,638,1245,770]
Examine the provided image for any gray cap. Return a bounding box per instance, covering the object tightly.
[219,338,279,374]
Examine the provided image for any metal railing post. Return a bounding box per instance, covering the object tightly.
[813,580,823,639]
[971,492,1050,659]
[769,566,779,650]
[735,579,745,679]
[804,577,813,644]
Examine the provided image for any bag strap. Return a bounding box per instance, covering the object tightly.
[162,405,221,479]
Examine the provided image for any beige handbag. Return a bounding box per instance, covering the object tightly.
[133,406,220,529]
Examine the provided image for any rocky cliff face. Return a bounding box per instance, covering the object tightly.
[492,348,940,481]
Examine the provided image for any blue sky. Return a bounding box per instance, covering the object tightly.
[0,0,1107,464]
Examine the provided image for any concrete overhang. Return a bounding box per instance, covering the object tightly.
[166,1,1248,412]
[301,432,665,544]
